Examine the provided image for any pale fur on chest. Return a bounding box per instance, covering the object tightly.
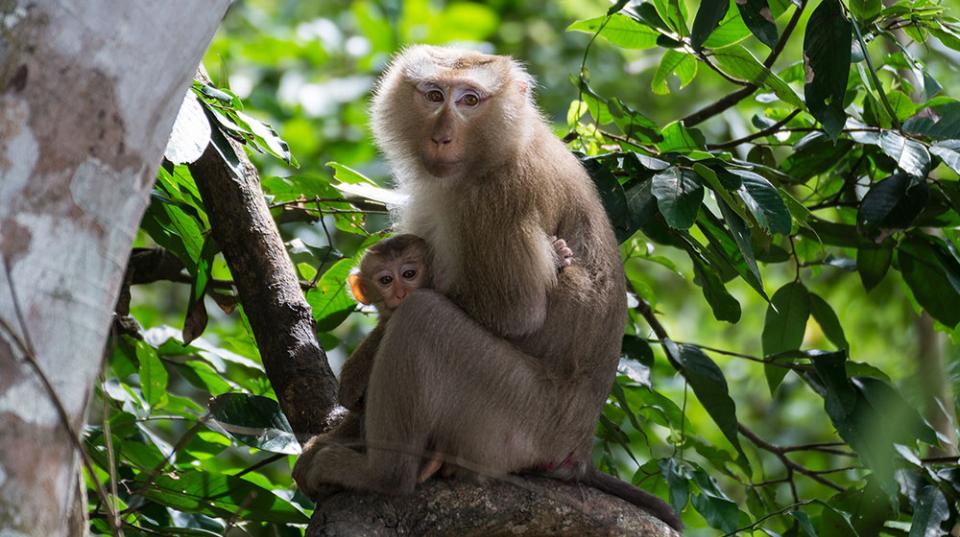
[396,185,462,295]
[396,183,557,298]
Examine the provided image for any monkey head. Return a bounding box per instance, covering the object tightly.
[370,45,536,180]
[349,234,431,316]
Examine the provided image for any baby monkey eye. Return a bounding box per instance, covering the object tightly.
[402,269,417,279]
[378,275,393,286]
[425,89,444,103]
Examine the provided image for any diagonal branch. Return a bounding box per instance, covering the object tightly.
[682,0,808,127]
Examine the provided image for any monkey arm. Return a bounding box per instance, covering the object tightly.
[458,223,557,338]
[338,321,387,411]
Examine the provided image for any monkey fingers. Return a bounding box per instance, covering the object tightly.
[552,237,574,269]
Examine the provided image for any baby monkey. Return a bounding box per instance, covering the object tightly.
[321,233,574,482]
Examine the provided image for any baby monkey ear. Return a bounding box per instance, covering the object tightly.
[348,273,372,305]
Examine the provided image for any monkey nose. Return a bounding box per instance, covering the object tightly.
[431,134,452,146]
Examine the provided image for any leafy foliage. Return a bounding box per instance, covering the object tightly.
[84,1,960,535]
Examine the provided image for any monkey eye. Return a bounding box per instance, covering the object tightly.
[459,92,480,107]
[425,89,444,103]
[378,275,393,286]
[402,269,417,279]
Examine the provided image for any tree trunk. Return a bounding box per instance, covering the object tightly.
[0,2,228,535]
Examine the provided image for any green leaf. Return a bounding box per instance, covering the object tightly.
[909,486,950,537]
[698,206,767,299]
[791,510,819,537]
[736,0,778,48]
[849,0,881,21]
[691,465,748,532]
[585,159,633,242]
[803,0,852,139]
[652,50,698,95]
[930,139,960,175]
[567,14,660,49]
[819,501,861,536]
[855,377,938,446]
[690,250,742,323]
[857,172,930,237]
[138,341,169,408]
[879,130,932,178]
[660,458,691,511]
[235,111,298,167]
[857,245,892,291]
[621,335,654,367]
[208,393,299,455]
[703,2,752,48]
[140,468,308,523]
[903,101,960,140]
[327,161,378,185]
[607,98,663,143]
[898,235,960,328]
[652,168,704,229]
[763,282,810,392]
[809,293,848,350]
[678,345,748,470]
[732,169,792,235]
[691,0,728,49]
[782,133,854,182]
[657,121,707,152]
[306,258,357,331]
[711,46,803,107]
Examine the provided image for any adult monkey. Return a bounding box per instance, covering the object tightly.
[294,45,681,532]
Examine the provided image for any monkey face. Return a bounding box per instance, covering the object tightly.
[373,260,427,310]
[371,45,534,182]
[414,81,487,178]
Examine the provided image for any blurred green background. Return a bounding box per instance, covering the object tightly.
[116,1,960,534]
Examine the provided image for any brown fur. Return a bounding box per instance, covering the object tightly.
[293,46,681,532]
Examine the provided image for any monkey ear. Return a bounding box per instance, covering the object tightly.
[348,273,372,305]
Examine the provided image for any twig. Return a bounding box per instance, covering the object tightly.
[852,18,900,129]
[682,0,807,126]
[232,453,286,478]
[101,373,123,535]
[0,256,122,536]
[707,109,801,149]
[641,338,810,371]
[738,424,845,492]
[722,500,815,536]
[131,422,203,500]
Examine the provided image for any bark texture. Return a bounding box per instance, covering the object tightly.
[0,1,228,535]
[307,476,680,537]
[189,117,339,437]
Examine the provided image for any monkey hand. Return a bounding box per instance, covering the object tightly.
[551,237,574,270]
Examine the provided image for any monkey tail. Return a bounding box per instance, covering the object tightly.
[581,467,683,533]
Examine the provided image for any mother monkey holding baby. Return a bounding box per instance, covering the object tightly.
[294,45,680,531]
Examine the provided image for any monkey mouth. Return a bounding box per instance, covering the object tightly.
[423,158,464,177]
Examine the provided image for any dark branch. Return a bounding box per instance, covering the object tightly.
[682,0,807,127]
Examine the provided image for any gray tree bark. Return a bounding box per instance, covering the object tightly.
[307,477,680,537]
[0,2,229,535]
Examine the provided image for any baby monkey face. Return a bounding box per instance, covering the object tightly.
[372,259,427,310]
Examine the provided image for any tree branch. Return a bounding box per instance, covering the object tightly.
[682,0,807,127]
[189,75,338,437]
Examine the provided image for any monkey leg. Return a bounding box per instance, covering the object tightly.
[297,289,557,495]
